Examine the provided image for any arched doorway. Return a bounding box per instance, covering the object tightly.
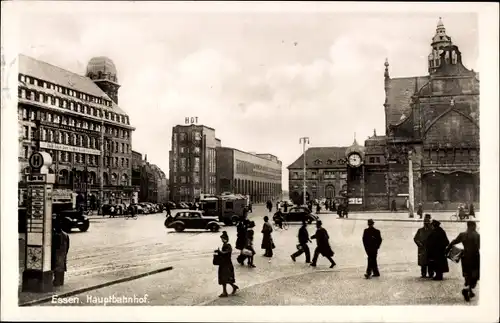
[325,185,335,199]
[449,172,475,202]
[423,172,445,203]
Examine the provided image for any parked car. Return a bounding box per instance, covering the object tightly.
[178,202,190,209]
[165,201,176,210]
[57,209,90,233]
[274,206,318,224]
[164,210,221,232]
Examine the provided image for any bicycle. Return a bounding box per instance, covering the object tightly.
[124,212,138,220]
[273,220,289,231]
[450,212,473,222]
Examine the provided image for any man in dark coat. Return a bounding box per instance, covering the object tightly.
[310,220,336,268]
[391,199,397,212]
[413,214,433,278]
[427,219,450,280]
[291,220,311,263]
[362,219,382,279]
[417,203,423,219]
[51,217,70,286]
[283,202,288,213]
[266,200,273,213]
[446,221,480,302]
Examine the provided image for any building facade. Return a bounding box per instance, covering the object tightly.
[287,147,349,205]
[17,54,136,207]
[362,18,479,211]
[217,147,282,203]
[288,19,479,211]
[169,125,219,202]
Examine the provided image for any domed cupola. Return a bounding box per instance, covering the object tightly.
[345,134,365,168]
[428,17,453,74]
[86,56,121,104]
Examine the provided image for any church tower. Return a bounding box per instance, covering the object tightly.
[428,18,453,74]
[86,56,121,104]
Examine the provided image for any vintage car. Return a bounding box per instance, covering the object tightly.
[57,209,90,232]
[274,206,319,224]
[164,210,221,232]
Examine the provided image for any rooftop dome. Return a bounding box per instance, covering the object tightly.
[345,137,365,159]
[86,56,118,83]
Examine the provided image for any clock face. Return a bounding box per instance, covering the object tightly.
[348,153,362,167]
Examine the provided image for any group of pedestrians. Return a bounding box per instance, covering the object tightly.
[213,210,480,302]
[414,213,480,301]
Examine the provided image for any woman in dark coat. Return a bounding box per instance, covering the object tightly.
[215,231,239,297]
[261,216,274,259]
[245,225,256,268]
[51,217,70,286]
[426,220,450,280]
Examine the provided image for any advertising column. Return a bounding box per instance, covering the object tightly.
[22,151,55,293]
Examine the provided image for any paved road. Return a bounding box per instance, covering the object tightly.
[25,206,478,306]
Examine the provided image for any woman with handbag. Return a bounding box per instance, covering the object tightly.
[261,216,275,260]
[213,231,239,297]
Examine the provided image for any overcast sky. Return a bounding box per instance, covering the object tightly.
[6,3,478,190]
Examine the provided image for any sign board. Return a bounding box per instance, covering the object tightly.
[39,141,101,156]
[348,197,363,205]
[185,117,198,125]
[29,152,45,169]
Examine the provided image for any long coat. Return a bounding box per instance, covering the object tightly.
[362,227,382,254]
[311,227,334,257]
[450,231,480,280]
[261,222,274,250]
[427,226,450,273]
[51,230,70,272]
[217,242,235,285]
[414,226,432,266]
[235,221,248,250]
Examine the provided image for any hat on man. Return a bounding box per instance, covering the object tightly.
[432,219,441,226]
[367,219,375,225]
[220,231,229,240]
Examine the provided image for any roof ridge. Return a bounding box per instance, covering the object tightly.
[390,75,428,81]
[19,54,87,80]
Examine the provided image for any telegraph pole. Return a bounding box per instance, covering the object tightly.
[299,137,309,206]
[408,150,415,218]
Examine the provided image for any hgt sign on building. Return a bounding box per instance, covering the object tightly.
[185,117,198,125]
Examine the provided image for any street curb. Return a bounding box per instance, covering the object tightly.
[341,218,480,223]
[19,266,174,307]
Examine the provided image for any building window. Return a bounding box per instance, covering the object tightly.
[340,172,347,179]
[193,132,201,141]
[62,100,67,108]
[71,102,75,110]
[179,132,187,142]
[121,158,124,167]
[55,98,59,106]
[114,157,118,167]
[21,89,26,98]
[41,128,47,141]
[311,171,317,179]
[126,159,129,167]
[180,158,186,172]
[31,128,36,140]
[23,126,29,139]
[180,176,186,184]
[193,147,200,154]
[23,146,29,158]
[121,143,124,153]
[194,157,200,172]
[180,147,185,154]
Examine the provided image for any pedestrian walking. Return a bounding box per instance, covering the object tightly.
[417,203,423,219]
[266,200,273,213]
[276,201,280,212]
[283,201,288,213]
[362,219,382,279]
[261,216,274,260]
[51,216,70,286]
[468,202,475,217]
[446,221,480,302]
[316,203,321,214]
[214,231,239,297]
[236,218,249,265]
[244,223,256,268]
[310,220,336,268]
[427,219,450,280]
[413,214,434,278]
[391,199,397,212]
[291,220,311,263]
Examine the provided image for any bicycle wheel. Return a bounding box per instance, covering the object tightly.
[450,214,458,221]
[283,222,289,230]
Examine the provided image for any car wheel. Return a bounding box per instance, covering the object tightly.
[174,223,185,232]
[210,224,220,232]
[79,222,90,232]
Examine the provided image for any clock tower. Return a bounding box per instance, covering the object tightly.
[345,135,365,211]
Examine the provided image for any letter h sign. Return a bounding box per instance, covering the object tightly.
[185,117,198,125]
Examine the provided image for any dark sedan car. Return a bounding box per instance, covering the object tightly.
[273,206,318,224]
[58,209,90,232]
[164,210,221,232]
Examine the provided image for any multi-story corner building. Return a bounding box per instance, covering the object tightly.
[216,148,282,203]
[17,54,136,206]
[169,125,220,202]
[287,147,348,205]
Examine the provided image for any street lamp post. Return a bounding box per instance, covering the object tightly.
[299,137,310,206]
[408,150,415,218]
